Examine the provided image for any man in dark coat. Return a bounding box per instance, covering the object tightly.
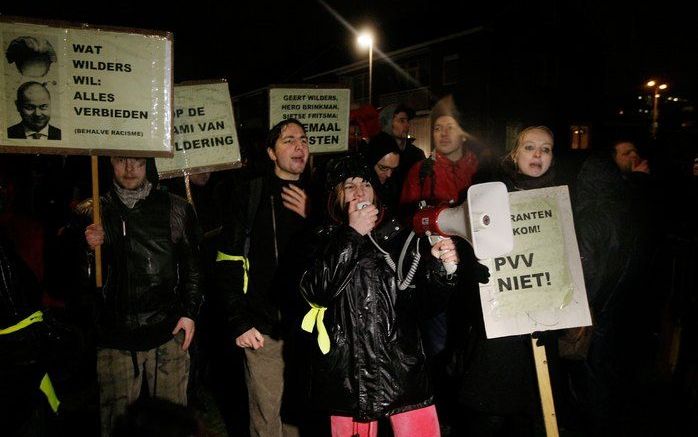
[84,157,202,436]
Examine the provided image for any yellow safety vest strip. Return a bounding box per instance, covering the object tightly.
[216,251,250,294]
[301,304,330,354]
[1,311,60,413]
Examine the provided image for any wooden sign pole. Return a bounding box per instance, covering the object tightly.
[184,174,195,208]
[531,338,559,437]
[91,156,103,288]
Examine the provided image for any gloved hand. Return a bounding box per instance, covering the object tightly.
[531,330,556,347]
[474,262,490,284]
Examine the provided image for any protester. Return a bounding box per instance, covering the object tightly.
[84,157,202,437]
[299,154,459,437]
[378,103,424,188]
[213,118,312,437]
[361,131,401,213]
[573,138,660,435]
[451,126,557,436]
[400,95,479,211]
[0,232,51,436]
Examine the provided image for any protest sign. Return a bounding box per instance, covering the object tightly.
[156,81,241,179]
[269,87,350,153]
[478,186,591,338]
[0,17,173,156]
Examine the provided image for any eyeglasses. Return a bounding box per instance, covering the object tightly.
[376,164,398,172]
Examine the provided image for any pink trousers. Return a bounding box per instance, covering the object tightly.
[330,405,440,437]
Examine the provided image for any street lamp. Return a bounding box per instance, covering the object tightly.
[357,31,374,104]
[646,80,668,138]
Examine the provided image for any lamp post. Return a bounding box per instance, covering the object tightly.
[646,80,668,138]
[357,31,374,105]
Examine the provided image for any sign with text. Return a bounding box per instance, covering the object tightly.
[0,17,173,156]
[269,87,350,154]
[156,81,241,179]
[478,186,591,339]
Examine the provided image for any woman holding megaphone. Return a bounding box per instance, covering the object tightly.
[299,154,459,437]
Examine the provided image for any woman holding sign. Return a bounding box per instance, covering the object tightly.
[299,155,459,437]
[452,126,557,436]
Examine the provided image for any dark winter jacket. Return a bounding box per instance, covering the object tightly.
[574,155,656,328]
[89,188,202,350]
[0,234,44,404]
[453,159,558,415]
[213,170,310,340]
[299,216,458,420]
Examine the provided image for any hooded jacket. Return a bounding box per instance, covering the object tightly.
[299,215,458,420]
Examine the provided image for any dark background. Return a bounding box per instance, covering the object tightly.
[2,0,696,105]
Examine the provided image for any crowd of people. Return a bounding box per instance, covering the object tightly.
[1,94,696,437]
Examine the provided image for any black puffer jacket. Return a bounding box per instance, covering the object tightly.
[90,188,202,350]
[300,216,458,421]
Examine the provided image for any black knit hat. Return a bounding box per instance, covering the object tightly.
[364,132,401,167]
[325,154,373,191]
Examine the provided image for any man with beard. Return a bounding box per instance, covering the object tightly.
[8,82,61,140]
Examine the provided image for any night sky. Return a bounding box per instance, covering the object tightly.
[2,1,697,110]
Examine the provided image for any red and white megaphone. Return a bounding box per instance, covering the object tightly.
[413,182,514,261]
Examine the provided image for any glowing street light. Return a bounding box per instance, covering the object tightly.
[357,31,374,104]
[646,80,668,138]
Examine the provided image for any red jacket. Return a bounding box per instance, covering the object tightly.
[400,151,479,207]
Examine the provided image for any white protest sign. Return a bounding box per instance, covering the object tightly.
[269,87,350,154]
[478,186,591,339]
[0,17,172,156]
[156,81,241,179]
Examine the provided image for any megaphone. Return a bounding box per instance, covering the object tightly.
[413,182,514,260]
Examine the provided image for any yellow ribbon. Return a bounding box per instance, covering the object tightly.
[1,311,60,413]
[216,251,250,294]
[40,374,60,413]
[301,304,330,354]
[0,310,43,335]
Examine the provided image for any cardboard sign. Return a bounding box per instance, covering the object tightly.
[478,186,592,338]
[269,87,350,154]
[0,17,173,156]
[156,81,241,179]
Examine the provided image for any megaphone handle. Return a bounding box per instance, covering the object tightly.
[427,235,458,275]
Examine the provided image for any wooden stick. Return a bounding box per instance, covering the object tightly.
[184,174,195,208]
[531,337,559,437]
[91,156,102,288]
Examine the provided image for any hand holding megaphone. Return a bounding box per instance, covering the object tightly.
[428,235,459,274]
[348,199,378,235]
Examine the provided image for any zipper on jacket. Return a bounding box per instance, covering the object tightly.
[270,194,279,265]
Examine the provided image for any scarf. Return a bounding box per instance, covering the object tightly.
[113,180,152,209]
